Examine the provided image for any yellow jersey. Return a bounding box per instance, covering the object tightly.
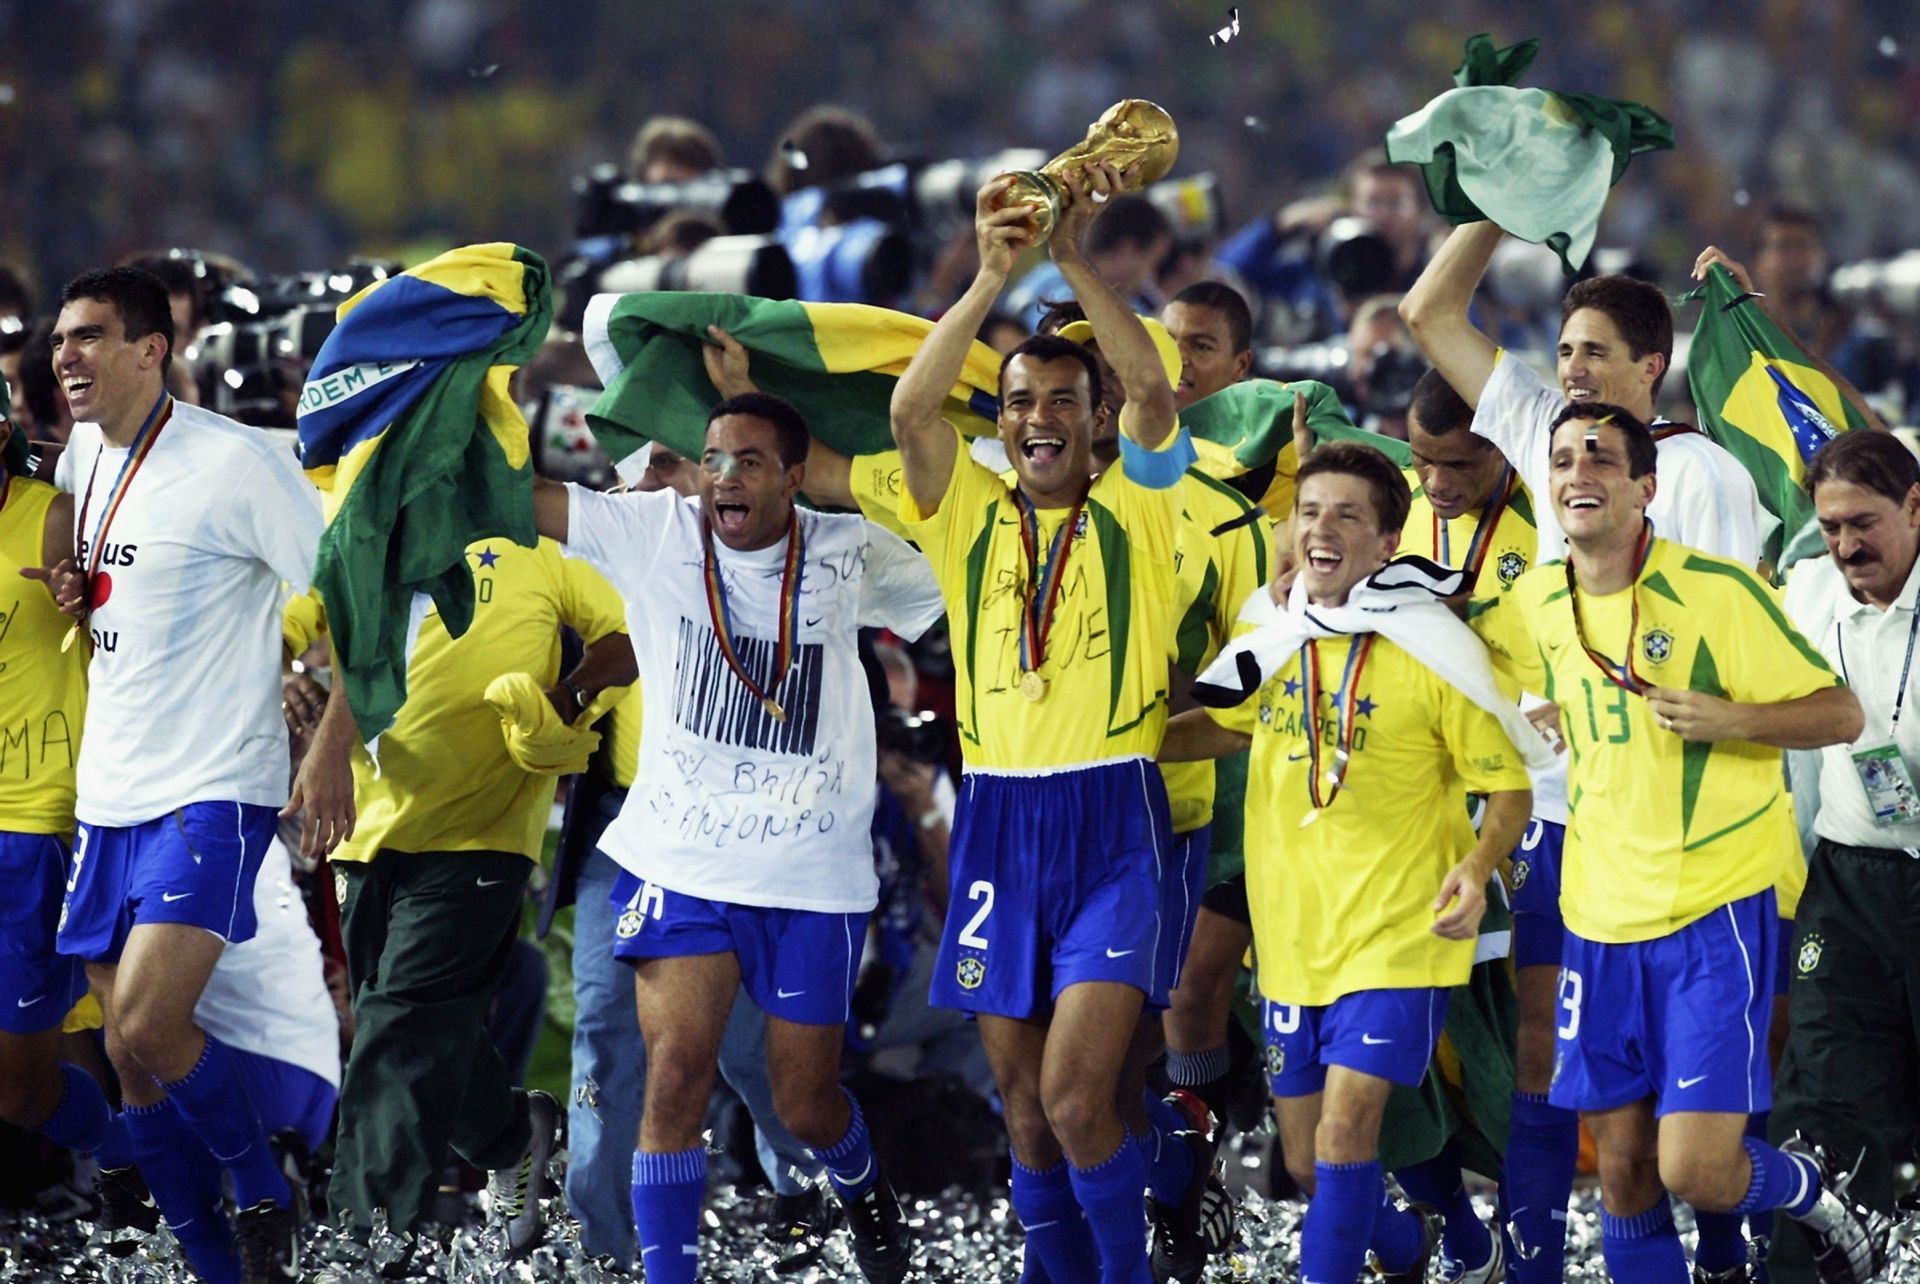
[0,478,85,837]
[1209,634,1530,1004]
[902,423,1182,770]
[1399,471,1539,597]
[846,449,912,540]
[329,537,627,863]
[1164,471,1271,833]
[1471,539,1833,943]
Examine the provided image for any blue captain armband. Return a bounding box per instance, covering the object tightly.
[1118,425,1197,491]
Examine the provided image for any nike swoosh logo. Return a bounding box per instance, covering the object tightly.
[804,617,823,628]
[476,878,509,888]
[16,995,46,1008]
[1105,948,1135,959]
[776,988,806,998]
[1677,1074,1708,1089]
[161,891,194,903]
[1360,1034,1392,1045]
[1286,751,1309,762]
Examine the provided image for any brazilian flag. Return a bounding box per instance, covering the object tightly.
[582,292,1005,475]
[297,243,552,742]
[1182,377,1408,519]
[1682,263,1868,556]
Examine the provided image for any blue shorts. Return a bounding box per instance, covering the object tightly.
[1510,818,1565,971]
[1262,989,1451,1097]
[608,869,862,1027]
[929,758,1170,1020]
[1552,889,1777,1117]
[58,803,280,964]
[234,1053,337,1153]
[0,832,87,1034]
[1157,824,1211,1004]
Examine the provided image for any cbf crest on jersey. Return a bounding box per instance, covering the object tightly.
[1495,550,1528,586]
[956,957,985,991]
[1511,858,1531,891]
[1796,933,1824,978]
[1641,628,1674,665]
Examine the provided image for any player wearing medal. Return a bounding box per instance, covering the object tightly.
[0,377,136,1212]
[1469,403,1886,1284]
[1772,430,1920,1283]
[529,390,944,1284]
[1160,441,1535,1284]
[891,165,1190,1284]
[34,267,345,1282]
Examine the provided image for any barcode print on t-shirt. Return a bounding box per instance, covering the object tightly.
[673,618,825,755]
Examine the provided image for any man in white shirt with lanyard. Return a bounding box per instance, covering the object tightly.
[529,389,945,1284]
[33,266,351,1283]
[1773,429,1920,1283]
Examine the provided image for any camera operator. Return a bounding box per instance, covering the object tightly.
[1345,295,1425,440]
[626,116,725,184]
[1002,193,1173,332]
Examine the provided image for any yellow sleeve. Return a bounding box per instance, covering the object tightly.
[1707,563,1839,704]
[282,589,327,657]
[1211,500,1273,646]
[556,547,629,646]
[846,449,911,539]
[1440,677,1533,796]
[1468,586,1545,694]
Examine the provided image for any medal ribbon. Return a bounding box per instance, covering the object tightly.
[1566,519,1655,695]
[701,509,805,719]
[76,391,172,587]
[1015,490,1088,677]
[1299,632,1377,812]
[1433,463,1516,584]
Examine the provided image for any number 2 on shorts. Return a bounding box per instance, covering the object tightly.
[957,879,994,948]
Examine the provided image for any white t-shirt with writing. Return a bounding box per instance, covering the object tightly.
[565,485,946,912]
[196,838,341,1089]
[54,402,322,826]
[1473,352,1776,566]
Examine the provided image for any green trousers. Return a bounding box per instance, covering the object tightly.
[331,848,535,1234]
[1768,839,1920,1282]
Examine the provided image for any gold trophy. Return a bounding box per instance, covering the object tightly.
[993,99,1180,242]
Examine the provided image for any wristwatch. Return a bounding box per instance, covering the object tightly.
[560,678,588,718]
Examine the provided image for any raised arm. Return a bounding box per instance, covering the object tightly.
[891,178,1034,513]
[1399,221,1505,409]
[533,475,571,543]
[1050,163,1178,448]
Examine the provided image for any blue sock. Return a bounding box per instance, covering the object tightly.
[810,1090,880,1201]
[1735,1135,1821,1218]
[1503,1090,1578,1282]
[630,1147,706,1284]
[1370,1180,1429,1273]
[1600,1199,1689,1283]
[95,1113,133,1171]
[1010,1156,1098,1284]
[1141,1091,1195,1203]
[126,1099,240,1284]
[1300,1160,1383,1284]
[1746,1110,1773,1277]
[1393,1145,1491,1269]
[39,1063,109,1153]
[1067,1138,1153,1284]
[157,1035,289,1211]
[1694,1210,1751,1275]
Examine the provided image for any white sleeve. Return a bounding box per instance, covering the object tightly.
[1471,352,1564,503]
[226,446,324,592]
[1652,438,1768,567]
[857,522,946,641]
[53,430,86,493]
[563,482,676,596]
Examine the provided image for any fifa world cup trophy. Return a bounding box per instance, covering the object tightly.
[992,99,1180,241]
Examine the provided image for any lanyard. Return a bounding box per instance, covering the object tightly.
[1298,632,1376,824]
[1015,489,1088,677]
[1432,463,1516,583]
[700,509,805,723]
[1566,521,1655,696]
[1835,602,1920,736]
[76,390,172,582]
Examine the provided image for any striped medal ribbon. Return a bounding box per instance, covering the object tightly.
[1014,489,1089,703]
[701,508,804,723]
[63,391,172,653]
[1297,632,1377,828]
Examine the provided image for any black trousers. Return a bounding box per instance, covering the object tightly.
[1769,839,1920,1282]
[330,849,534,1234]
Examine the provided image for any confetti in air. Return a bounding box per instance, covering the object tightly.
[1880,35,1899,57]
[1210,6,1241,45]
[468,63,500,78]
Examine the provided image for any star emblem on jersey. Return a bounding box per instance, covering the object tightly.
[1264,1044,1284,1077]
[956,957,986,991]
[1796,933,1824,977]
[1281,676,1301,699]
[477,547,499,568]
[1355,694,1376,719]
[1512,859,1530,891]
[1641,628,1674,664]
[1496,551,1527,586]
[617,908,646,940]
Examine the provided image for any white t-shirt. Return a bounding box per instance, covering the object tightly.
[55,403,322,826]
[564,486,946,912]
[1473,352,1776,566]
[196,838,341,1089]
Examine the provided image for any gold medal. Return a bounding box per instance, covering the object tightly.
[761,696,787,723]
[1019,671,1048,702]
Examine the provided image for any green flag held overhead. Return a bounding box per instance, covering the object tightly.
[1182,377,1406,517]
[1386,34,1674,273]
[1681,262,1869,557]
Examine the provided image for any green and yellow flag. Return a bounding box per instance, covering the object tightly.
[1681,262,1868,553]
[297,242,552,742]
[582,292,1004,476]
[1182,377,1406,518]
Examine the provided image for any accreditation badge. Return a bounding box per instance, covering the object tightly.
[1850,741,1920,827]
